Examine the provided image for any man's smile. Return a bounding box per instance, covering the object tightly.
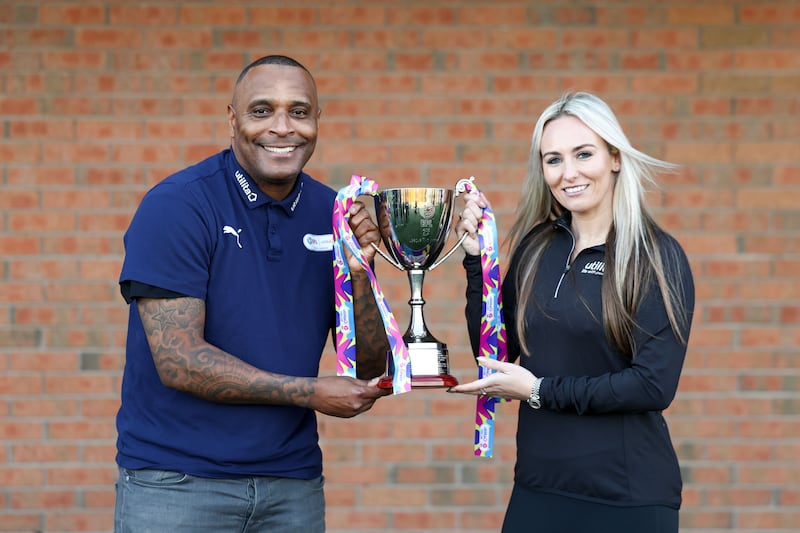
[262,145,298,154]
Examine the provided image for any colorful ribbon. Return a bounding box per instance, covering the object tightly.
[457,178,508,458]
[332,175,412,395]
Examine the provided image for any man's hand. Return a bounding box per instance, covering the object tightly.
[345,200,381,271]
[310,376,392,418]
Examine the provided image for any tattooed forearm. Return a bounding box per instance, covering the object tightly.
[137,297,316,406]
[350,274,391,379]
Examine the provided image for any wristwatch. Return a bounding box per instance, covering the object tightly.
[527,377,542,409]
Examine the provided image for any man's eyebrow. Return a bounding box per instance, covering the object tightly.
[247,98,312,108]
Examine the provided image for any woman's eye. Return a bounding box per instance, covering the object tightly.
[577,151,592,159]
[545,156,561,165]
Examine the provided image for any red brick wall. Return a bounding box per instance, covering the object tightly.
[1,1,798,531]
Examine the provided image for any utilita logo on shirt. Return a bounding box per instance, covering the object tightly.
[581,260,605,276]
[235,170,258,202]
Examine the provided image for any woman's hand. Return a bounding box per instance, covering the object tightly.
[455,192,490,256]
[448,356,536,401]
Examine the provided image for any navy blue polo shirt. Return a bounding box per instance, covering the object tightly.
[116,149,336,479]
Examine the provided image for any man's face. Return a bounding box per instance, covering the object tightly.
[228,64,320,197]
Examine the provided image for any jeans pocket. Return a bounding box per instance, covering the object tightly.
[122,468,188,488]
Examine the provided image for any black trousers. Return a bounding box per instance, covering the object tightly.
[502,484,679,533]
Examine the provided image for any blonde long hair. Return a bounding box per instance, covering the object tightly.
[507,92,690,357]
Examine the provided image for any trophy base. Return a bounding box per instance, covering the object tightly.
[377,341,458,389]
[377,373,458,389]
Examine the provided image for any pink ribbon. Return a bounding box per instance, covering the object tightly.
[332,175,412,395]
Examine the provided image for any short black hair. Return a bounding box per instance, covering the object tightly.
[235,55,313,86]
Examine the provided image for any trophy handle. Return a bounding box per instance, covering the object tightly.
[370,242,406,271]
[373,229,468,272]
[427,231,468,271]
[428,176,477,271]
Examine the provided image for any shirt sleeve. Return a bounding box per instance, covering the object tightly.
[541,237,695,414]
[119,182,213,301]
[120,280,189,304]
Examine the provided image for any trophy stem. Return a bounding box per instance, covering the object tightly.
[406,269,432,342]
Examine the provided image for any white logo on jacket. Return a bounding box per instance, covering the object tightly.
[581,260,605,275]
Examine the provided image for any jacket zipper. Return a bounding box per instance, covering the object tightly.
[553,221,576,299]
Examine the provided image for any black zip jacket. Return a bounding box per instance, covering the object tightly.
[464,215,695,508]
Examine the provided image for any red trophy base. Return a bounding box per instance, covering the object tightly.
[377,373,458,389]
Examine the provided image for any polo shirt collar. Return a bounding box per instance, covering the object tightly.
[227,150,306,217]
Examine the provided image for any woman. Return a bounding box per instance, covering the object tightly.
[451,92,694,533]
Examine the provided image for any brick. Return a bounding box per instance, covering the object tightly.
[8,352,78,372]
[142,28,212,49]
[39,5,105,25]
[178,5,246,25]
[75,28,142,49]
[389,143,456,164]
[9,489,76,509]
[41,50,106,70]
[11,443,79,464]
[250,7,315,26]
[702,27,770,48]
[44,511,114,531]
[0,513,41,531]
[489,28,557,48]
[7,27,72,47]
[47,420,116,441]
[421,28,491,49]
[738,511,800,529]
[325,465,387,484]
[326,509,389,531]
[668,6,735,25]
[362,486,426,507]
[354,120,423,141]
[109,5,178,25]
[387,7,457,25]
[741,6,800,24]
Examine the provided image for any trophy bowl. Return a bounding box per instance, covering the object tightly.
[372,187,464,388]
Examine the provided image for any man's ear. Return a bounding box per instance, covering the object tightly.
[227,104,236,138]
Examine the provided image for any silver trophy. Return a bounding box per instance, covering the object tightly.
[372,180,472,388]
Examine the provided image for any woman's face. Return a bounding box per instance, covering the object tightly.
[540,115,620,220]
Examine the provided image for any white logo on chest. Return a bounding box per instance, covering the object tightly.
[223,225,242,248]
[581,260,605,276]
[303,233,333,252]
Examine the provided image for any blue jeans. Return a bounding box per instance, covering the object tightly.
[114,467,325,533]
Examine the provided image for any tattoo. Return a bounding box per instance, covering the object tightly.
[350,275,391,379]
[137,297,315,406]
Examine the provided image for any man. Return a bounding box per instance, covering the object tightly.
[114,55,390,532]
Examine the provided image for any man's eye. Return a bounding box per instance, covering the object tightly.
[291,109,309,118]
[252,108,270,115]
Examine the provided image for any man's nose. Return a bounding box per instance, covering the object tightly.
[269,111,293,135]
